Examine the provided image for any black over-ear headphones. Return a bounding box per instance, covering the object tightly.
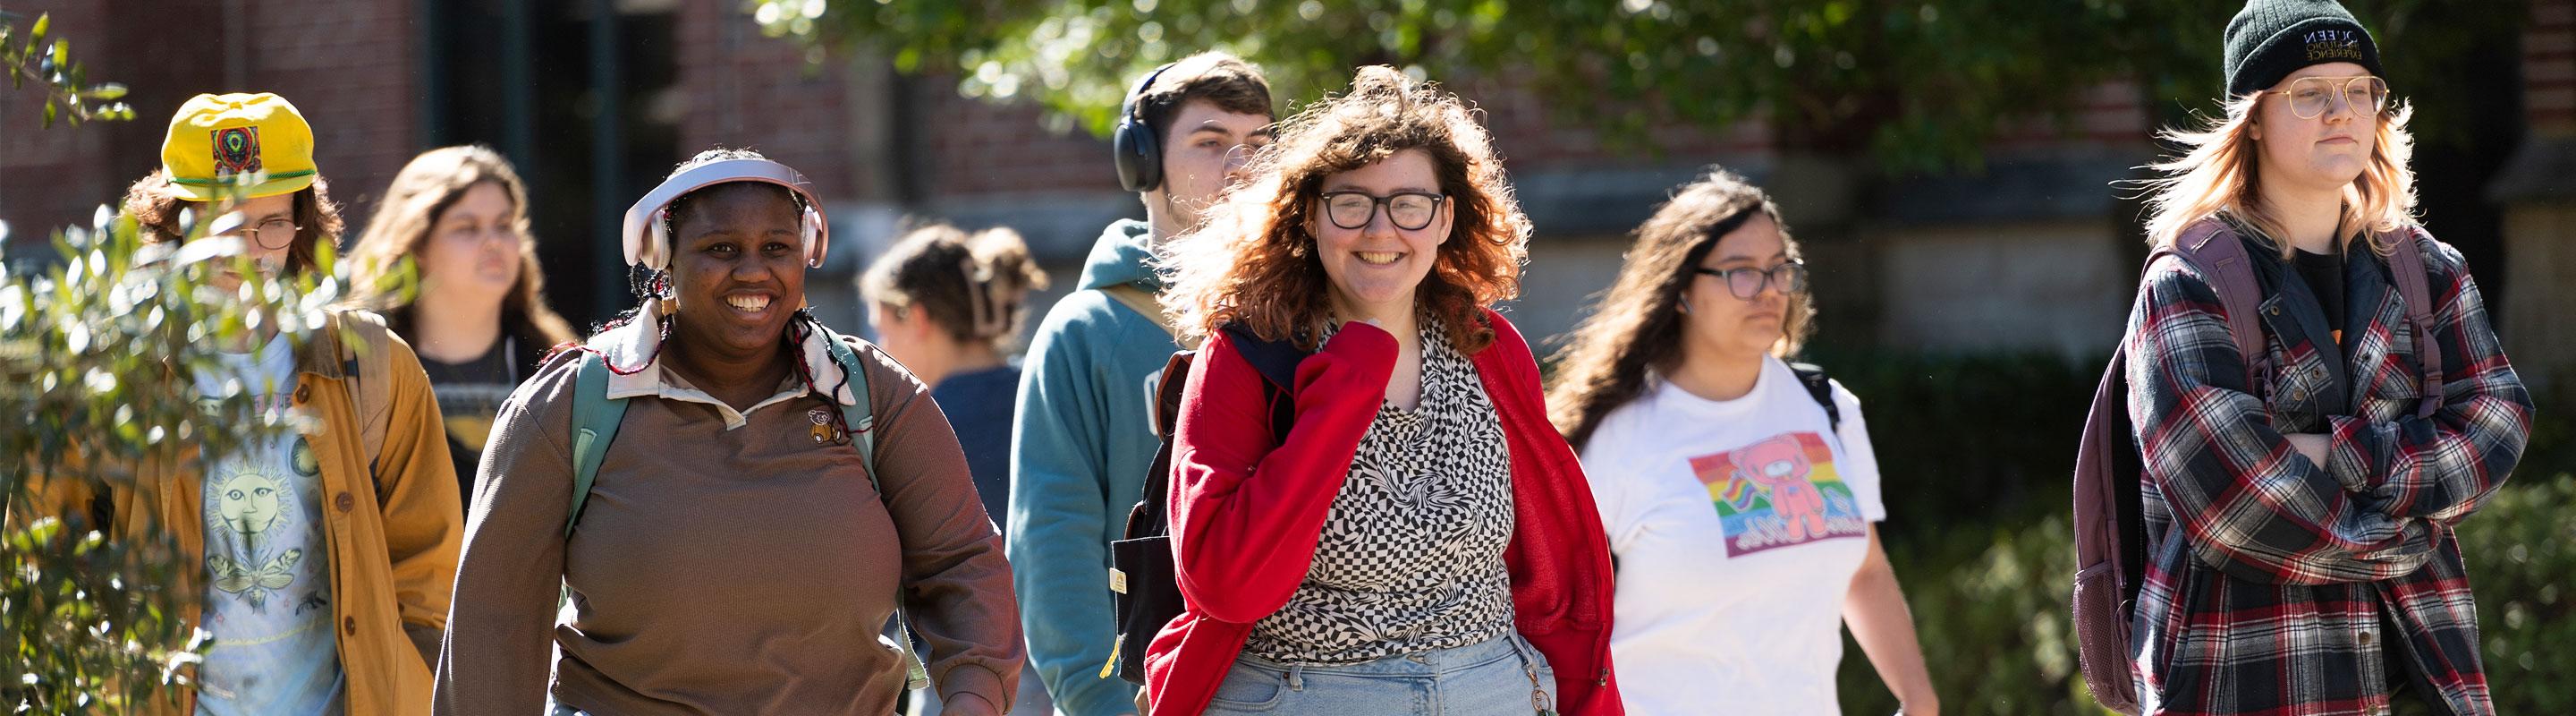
[1112,62,1180,192]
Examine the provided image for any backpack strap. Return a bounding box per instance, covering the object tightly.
[2381,227,2446,418]
[820,332,882,482]
[1224,326,1309,449]
[1102,283,1182,342]
[815,328,928,692]
[1223,324,1310,391]
[565,351,628,537]
[562,331,882,533]
[327,310,397,492]
[1787,362,1840,432]
[2171,219,2271,391]
[562,328,923,690]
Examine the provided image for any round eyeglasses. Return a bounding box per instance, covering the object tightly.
[216,217,302,251]
[1692,260,1807,300]
[2265,76,2389,120]
[1319,192,1445,231]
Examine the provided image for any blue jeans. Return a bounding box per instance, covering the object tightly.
[1203,634,1557,715]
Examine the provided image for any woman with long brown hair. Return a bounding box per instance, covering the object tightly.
[1144,65,1620,716]
[347,146,578,506]
[1543,168,1936,716]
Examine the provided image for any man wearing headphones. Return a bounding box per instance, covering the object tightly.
[1010,52,1275,716]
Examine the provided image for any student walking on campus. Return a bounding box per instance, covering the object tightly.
[2121,2,2532,713]
[13,92,464,716]
[1144,65,1622,716]
[860,222,1054,714]
[1543,168,1937,716]
[435,149,1023,716]
[1010,51,1275,716]
[346,145,579,511]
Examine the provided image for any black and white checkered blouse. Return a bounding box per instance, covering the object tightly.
[1243,316,1518,664]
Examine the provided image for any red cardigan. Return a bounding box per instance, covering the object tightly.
[1144,309,1623,716]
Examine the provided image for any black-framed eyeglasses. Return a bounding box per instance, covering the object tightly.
[217,217,301,251]
[2264,75,2390,120]
[1319,191,1445,231]
[1692,260,1806,300]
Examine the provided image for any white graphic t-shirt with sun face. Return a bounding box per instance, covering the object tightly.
[192,331,344,716]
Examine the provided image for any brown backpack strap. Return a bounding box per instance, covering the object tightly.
[2171,218,2271,391]
[2381,227,2445,417]
[1101,283,1184,343]
[328,310,397,493]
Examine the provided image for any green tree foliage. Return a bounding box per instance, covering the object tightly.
[1,13,396,711]
[1,198,378,712]
[751,0,2519,172]
[0,11,134,127]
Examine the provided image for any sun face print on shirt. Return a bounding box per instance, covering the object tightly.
[1688,432,1868,558]
[204,436,314,611]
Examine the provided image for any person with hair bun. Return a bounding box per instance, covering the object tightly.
[862,223,1051,530]
[860,222,1057,716]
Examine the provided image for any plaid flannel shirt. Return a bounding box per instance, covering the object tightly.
[2123,226,2532,716]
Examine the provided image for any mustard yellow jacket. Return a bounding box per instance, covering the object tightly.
[17,310,462,715]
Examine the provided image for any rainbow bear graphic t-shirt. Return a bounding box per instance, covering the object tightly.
[1577,355,1885,716]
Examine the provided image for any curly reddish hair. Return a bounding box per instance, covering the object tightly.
[1159,65,1530,354]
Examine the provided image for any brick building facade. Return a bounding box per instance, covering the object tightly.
[3,0,2561,385]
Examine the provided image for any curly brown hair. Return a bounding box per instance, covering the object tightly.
[1543,167,1816,451]
[1159,65,1530,354]
[122,167,344,277]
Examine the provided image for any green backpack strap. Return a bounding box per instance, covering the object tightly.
[566,351,630,537]
[818,330,931,693]
[820,333,879,483]
[562,331,927,692]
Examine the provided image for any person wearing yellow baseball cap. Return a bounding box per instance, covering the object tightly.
[17,92,466,715]
[121,91,335,286]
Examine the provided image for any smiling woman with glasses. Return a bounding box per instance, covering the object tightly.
[1543,167,1937,716]
[1147,65,1623,716]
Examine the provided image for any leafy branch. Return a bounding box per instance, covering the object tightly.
[0,11,134,127]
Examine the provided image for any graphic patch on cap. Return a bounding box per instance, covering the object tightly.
[212,126,263,177]
[2302,29,2366,63]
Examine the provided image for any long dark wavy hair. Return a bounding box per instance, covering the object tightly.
[1544,167,1815,451]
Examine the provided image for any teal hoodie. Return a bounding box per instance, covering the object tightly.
[1008,219,1177,716]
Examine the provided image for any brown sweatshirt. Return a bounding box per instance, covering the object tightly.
[436,314,1021,715]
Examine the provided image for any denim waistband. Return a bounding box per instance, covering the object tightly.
[1237,633,1543,678]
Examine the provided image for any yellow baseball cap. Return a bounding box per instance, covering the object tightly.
[161,92,318,201]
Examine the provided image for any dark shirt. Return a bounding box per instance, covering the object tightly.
[931,363,1021,535]
[418,335,535,508]
[2293,247,2347,346]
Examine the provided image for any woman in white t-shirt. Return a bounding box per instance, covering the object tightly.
[1545,167,1938,716]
